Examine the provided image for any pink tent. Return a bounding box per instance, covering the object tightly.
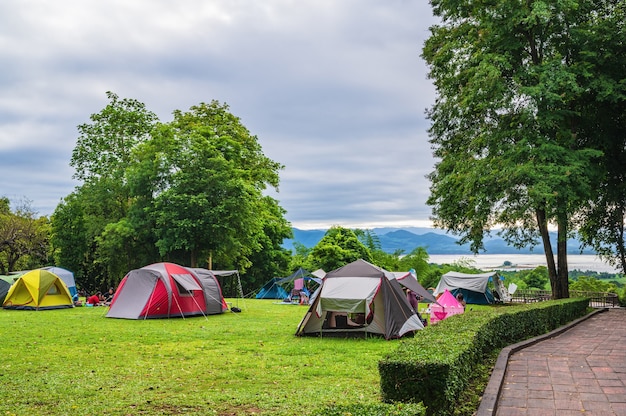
[430,289,464,324]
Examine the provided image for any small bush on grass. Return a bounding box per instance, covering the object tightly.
[379,298,589,415]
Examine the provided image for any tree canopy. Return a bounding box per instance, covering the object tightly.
[573,2,626,272]
[0,198,50,274]
[305,226,372,272]
[53,93,291,292]
[423,0,625,298]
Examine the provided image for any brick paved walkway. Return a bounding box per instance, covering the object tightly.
[495,308,626,415]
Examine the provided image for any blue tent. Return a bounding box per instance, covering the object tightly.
[449,287,495,305]
[256,268,323,300]
[434,271,499,305]
[256,278,289,299]
[276,268,322,297]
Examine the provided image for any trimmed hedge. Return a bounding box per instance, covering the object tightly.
[378,298,590,415]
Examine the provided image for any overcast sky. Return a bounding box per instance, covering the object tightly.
[0,0,439,230]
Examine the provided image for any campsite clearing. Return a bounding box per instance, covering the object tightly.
[0,299,400,415]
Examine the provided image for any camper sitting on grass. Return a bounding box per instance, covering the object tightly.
[456,293,466,309]
[103,288,115,305]
[86,292,103,306]
[72,293,83,307]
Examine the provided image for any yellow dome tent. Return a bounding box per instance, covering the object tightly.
[3,269,73,310]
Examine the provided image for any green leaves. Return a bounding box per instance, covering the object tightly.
[307,226,373,271]
[0,201,50,274]
[423,0,624,287]
[142,101,285,269]
[56,94,291,291]
[71,91,158,183]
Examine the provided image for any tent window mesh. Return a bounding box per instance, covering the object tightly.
[175,280,193,297]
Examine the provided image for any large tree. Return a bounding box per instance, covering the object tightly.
[53,92,159,290]
[50,194,89,285]
[236,196,293,296]
[306,226,372,272]
[573,2,626,272]
[422,0,618,298]
[132,101,287,269]
[54,94,290,291]
[71,91,158,185]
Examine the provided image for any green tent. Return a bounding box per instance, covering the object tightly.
[0,276,13,305]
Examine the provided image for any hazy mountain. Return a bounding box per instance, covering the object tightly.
[283,227,594,255]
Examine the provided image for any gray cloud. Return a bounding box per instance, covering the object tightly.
[0,0,438,228]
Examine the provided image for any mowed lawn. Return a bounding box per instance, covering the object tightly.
[0,299,402,415]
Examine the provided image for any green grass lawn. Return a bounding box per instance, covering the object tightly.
[0,299,403,415]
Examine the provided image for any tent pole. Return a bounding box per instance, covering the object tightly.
[170,290,186,320]
[188,293,208,320]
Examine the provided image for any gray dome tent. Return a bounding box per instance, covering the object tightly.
[295,259,423,339]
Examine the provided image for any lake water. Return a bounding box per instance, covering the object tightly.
[428,254,622,274]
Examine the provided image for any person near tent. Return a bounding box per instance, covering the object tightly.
[299,290,309,305]
[406,289,419,311]
[405,289,428,326]
[72,292,83,306]
[86,292,103,306]
[103,288,115,305]
[456,292,466,309]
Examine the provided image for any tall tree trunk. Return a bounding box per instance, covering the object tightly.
[190,248,198,268]
[555,215,570,299]
[7,249,20,273]
[536,208,557,291]
[617,207,626,273]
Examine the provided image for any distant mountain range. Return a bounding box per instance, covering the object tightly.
[283,227,595,255]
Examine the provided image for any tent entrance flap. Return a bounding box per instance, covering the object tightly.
[106,270,159,319]
[171,273,202,291]
[319,298,367,313]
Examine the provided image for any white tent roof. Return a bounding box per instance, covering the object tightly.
[434,271,498,295]
[315,276,380,318]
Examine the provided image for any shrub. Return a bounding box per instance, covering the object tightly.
[378,298,589,415]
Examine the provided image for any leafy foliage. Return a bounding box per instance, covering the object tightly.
[53,93,291,293]
[0,198,50,274]
[379,298,589,415]
[71,91,158,183]
[306,226,372,271]
[422,0,624,298]
[570,275,618,293]
[573,2,626,272]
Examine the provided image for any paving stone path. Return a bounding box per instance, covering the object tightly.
[496,308,626,415]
